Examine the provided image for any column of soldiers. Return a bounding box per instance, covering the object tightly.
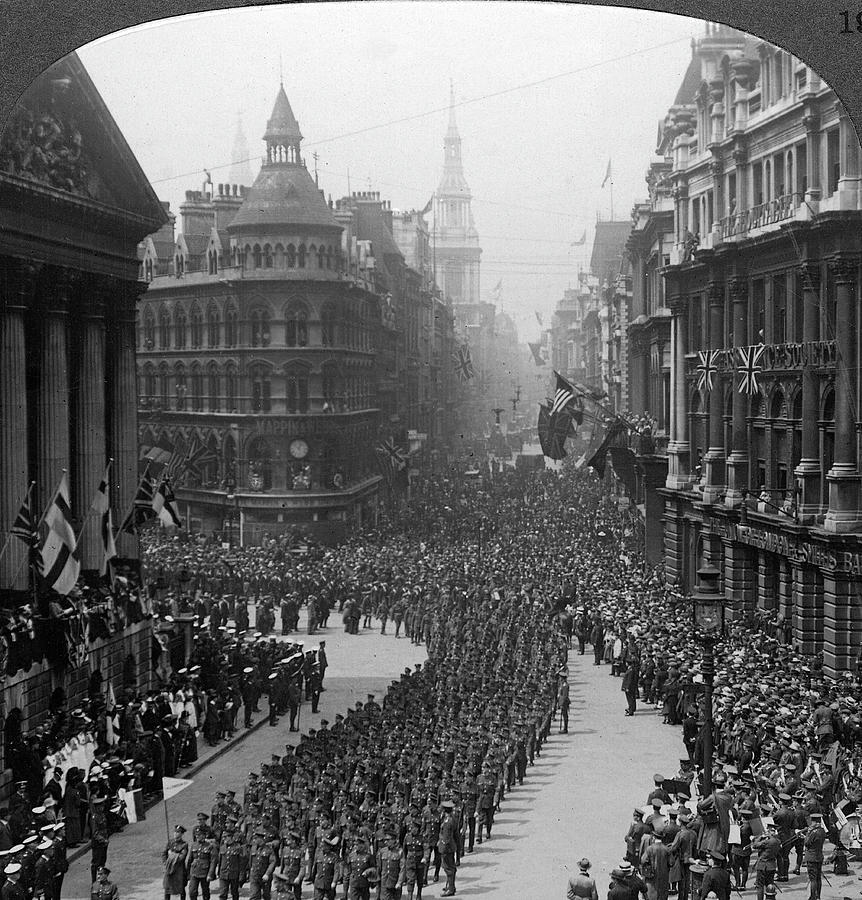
[169,584,564,900]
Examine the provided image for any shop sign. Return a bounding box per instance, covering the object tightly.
[732,523,862,574]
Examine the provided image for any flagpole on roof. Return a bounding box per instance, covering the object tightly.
[0,480,36,564]
[119,461,153,535]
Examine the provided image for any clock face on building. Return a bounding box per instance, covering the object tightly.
[289,438,309,460]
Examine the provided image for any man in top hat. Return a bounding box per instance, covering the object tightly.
[89,866,118,900]
[566,857,599,900]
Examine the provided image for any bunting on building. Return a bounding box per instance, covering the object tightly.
[696,349,719,392]
[737,344,765,395]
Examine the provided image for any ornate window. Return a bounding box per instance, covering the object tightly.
[143,364,156,404]
[158,363,170,407]
[207,249,218,275]
[298,244,306,268]
[250,308,271,347]
[174,307,187,349]
[159,307,170,349]
[253,244,262,268]
[321,303,337,346]
[322,363,342,412]
[207,362,220,412]
[190,363,203,411]
[317,245,326,268]
[264,244,273,268]
[225,363,238,412]
[207,305,220,347]
[285,305,308,347]
[250,364,272,413]
[175,363,187,410]
[143,308,156,348]
[190,305,204,348]
[225,303,238,347]
[285,367,309,414]
[286,244,296,268]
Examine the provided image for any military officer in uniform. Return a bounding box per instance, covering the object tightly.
[215,819,247,900]
[2,864,25,900]
[403,821,427,900]
[247,829,277,900]
[344,832,375,900]
[437,800,458,898]
[89,866,118,900]
[187,832,217,900]
[376,831,404,900]
[476,764,496,845]
[803,812,827,900]
[276,830,305,900]
[32,841,53,900]
[312,833,339,900]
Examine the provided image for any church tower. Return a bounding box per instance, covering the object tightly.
[434,86,481,308]
[228,113,254,187]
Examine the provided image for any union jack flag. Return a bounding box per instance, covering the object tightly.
[737,344,765,395]
[376,438,407,475]
[453,345,475,382]
[696,350,719,392]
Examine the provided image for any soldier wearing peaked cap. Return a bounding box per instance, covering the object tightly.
[89,866,118,900]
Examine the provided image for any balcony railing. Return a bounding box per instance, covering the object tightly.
[720,193,802,239]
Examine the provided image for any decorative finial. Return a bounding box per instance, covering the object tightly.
[279,52,283,86]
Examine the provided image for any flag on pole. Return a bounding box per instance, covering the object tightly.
[571,229,587,246]
[182,439,220,482]
[452,345,475,382]
[153,480,183,528]
[120,467,158,534]
[91,465,117,578]
[376,438,407,476]
[527,342,547,366]
[586,419,628,479]
[550,371,576,416]
[10,485,41,574]
[601,159,612,188]
[162,776,194,800]
[40,474,80,595]
[420,195,434,215]
[492,279,503,303]
[535,311,544,327]
[537,404,571,461]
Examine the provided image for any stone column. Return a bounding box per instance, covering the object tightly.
[38,271,71,513]
[724,540,755,621]
[107,282,142,559]
[803,114,821,205]
[794,262,822,519]
[666,299,693,489]
[0,263,32,590]
[838,104,861,208]
[732,147,747,211]
[792,562,822,655]
[824,254,861,532]
[702,282,726,503]
[73,288,107,571]
[823,570,862,675]
[725,278,749,504]
[756,550,776,613]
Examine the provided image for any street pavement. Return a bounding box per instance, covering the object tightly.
[62,631,860,900]
[61,615,425,900]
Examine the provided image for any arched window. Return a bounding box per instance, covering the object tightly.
[275,244,285,268]
[202,433,220,487]
[159,307,170,349]
[143,364,156,404]
[285,367,309,414]
[317,245,326,268]
[207,362,220,412]
[250,308,271,348]
[143,308,156,348]
[144,259,154,282]
[225,304,238,347]
[223,434,237,490]
[242,245,251,269]
[321,303,337,346]
[285,306,308,347]
[298,244,306,268]
[253,244,262,268]
[225,364,238,412]
[159,363,170,407]
[326,246,333,270]
[190,363,203,411]
[190,305,204,348]
[264,244,273,268]
[174,307,187,349]
[286,244,296,268]
[175,253,185,276]
[175,363,187,410]
[207,305,220,347]
[250,364,272,413]
[322,363,342,412]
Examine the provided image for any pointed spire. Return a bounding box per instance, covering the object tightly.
[229,112,253,187]
[265,84,303,142]
[447,79,459,137]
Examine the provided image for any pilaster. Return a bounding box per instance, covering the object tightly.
[702,281,726,503]
[723,539,755,620]
[725,277,749,505]
[791,563,823,655]
[823,571,862,675]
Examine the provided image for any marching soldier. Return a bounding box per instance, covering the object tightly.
[187,832,217,900]
[89,866,118,900]
[247,829,277,900]
[437,800,458,898]
[403,821,427,900]
[276,830,305,900]
[312,833,339,900]
[215,819,247,900]
[376,831,404,900]
[343,833,375,900]
[803,812,827,900]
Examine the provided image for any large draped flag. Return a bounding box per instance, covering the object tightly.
[153,480,183,528]
[528,342,547,366]
[376,438,407,479]
[550,371,576,416]
[41,474,80,595]
[10,484,41,574]
[587,419,629,479]
[453,345,475,382]
[120,467,158,534]
[537,404,571,460]
[696,350,719,393]
[91,465,117,578]
[738,344,765,395]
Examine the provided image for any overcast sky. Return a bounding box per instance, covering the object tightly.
[78,2,704,341]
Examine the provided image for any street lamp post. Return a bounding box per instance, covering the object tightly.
[691,562,725,797]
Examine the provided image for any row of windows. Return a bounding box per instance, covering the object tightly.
[140,304,373,351]
[140,364,373,415]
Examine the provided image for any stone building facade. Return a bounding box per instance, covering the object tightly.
[0,53,165,752]
[637,22,862,674]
